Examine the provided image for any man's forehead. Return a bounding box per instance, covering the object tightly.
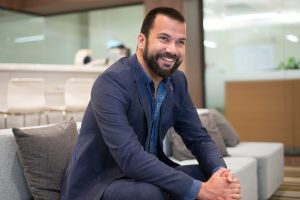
[153,14,184,25]
[151,14,186,37]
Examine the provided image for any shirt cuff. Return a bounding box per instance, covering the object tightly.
[183,179,201,200]
[212,166,225,174]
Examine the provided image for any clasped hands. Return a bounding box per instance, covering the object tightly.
[197,167,241,200]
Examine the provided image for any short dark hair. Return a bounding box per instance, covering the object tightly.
[140,7,185,39]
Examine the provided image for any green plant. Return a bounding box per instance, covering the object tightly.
[277,56,300,70]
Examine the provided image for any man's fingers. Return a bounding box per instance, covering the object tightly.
[226,182,240,189]
[228,193,242,200]
[227,174,234,182]
[219,192,242,200]
[227,174,241,184]
[215,167,229,176]
[227,178,240,185]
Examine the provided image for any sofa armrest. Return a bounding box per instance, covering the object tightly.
[227,142,284,199]
[0,130,31,200]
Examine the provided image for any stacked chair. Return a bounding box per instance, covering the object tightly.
[48,78,94,121]
[0,78,49,128]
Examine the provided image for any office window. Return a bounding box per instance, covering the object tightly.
[0,5,144,65]
[203,0,300,111]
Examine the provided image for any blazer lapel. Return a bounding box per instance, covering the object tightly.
[130,55,151,135]
[135,79,151,132]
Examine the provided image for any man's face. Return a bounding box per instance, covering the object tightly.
[142,14,186,78]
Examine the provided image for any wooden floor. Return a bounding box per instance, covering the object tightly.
[269,166,300,199]
[269,156,300,199]
[285,156,300,167]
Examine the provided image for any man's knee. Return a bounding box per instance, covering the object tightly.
[102,180,165,200]
[137,183,165,200]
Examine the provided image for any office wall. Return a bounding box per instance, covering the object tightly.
[0,11,85,64]
[88,5,144,60]
[0,5,144,65]
[205,25,300,73]
[205,24,300,110]
[0,12,45,63]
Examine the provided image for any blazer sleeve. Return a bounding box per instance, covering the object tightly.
[90,70,195,198]
[172,72,227,176]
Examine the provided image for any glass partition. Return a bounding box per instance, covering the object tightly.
[203,0,300,111]
[203,0,300,149]
[0,5,144,65]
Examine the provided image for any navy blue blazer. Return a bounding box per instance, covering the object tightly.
[60,55,226,200]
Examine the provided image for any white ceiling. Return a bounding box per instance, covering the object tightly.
[204,0,300,30]
[204,0,300,16]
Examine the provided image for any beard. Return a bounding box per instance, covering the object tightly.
[142,40,182,78]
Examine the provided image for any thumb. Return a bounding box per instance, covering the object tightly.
[214,167,228,176]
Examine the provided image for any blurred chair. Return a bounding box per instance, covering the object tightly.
[48,78,94,120]
[0,78,49,128]
[65,78,94,114]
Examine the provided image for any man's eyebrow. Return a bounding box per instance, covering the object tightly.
[157,33,171,38]
[158,33,186,41]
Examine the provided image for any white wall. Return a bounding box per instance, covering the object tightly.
[205,24,300,73]
[88,5,144,60]
[0,5,144,65]
[205,23,300,110]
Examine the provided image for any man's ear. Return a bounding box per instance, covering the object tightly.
[137,33,146,50]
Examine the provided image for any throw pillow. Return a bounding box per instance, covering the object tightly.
[209,109,240,147]
[12,118,78,200]
[199,112,229,156]
[170,112,229,161]
[169,127,195,161]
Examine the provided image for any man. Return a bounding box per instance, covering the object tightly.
[61,7,241,200]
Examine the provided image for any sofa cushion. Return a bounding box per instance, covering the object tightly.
[0,130,31,200]
[169,128,195,160]
[197,109,240,147]
[12,118,78,200]
[198,112,229,156]
[169,156,258,200]
[209,109,240,147]
[227,142,284,199]
[170,112,229,161]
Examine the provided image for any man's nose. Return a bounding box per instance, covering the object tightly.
[165,42,177,54]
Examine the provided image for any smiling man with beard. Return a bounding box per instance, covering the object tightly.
[61,7,241,200]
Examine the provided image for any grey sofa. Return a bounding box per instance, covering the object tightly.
[227,142,284,199]
[0,122,283,200]
[165,141,284,200]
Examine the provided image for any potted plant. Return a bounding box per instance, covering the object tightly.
[277,56,300,70]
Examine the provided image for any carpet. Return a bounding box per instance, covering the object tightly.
[269,166,300,199]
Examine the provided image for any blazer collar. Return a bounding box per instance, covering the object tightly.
[129,54,151,133]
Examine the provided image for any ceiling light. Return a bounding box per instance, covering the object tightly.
[224,12,280,22]
[14,34,45,43]
[204,40,217,48]
[286,34,299,43]
[204,11,300,31]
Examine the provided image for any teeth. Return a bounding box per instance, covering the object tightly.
[162,57,174,62]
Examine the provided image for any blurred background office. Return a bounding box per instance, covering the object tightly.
[0,0,300,154]
[0,1,300,198]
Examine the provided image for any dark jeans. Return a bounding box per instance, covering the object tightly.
[102,165,208,200]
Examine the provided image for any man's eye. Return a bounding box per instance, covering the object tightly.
[159,36,169,42]
[177,40,185,46]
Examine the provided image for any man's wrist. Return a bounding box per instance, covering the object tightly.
[197,181,209,200]
[183,179,201,200]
